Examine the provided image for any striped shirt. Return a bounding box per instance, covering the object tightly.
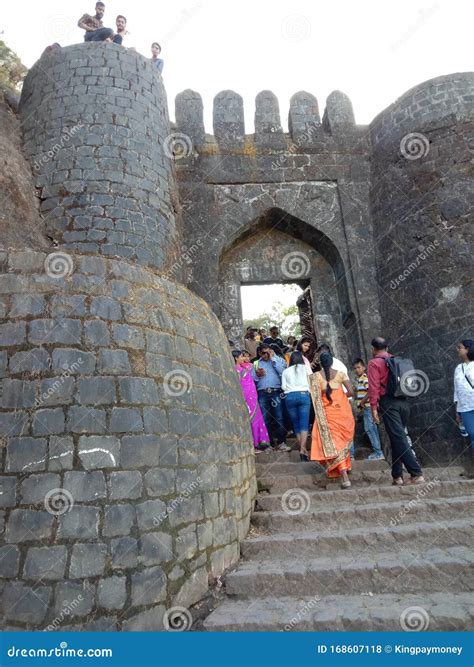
[355,372,369,410]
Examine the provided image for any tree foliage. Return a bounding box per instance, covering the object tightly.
[244,301,300,339]
[0,40,28,92]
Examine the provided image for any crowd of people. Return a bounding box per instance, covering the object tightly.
[42,3,165,71]
[231,329,474,489]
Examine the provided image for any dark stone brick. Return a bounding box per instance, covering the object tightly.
[119,377,159,404]
[23,545,67,580]
[58,506,100,539]
[107,470,143,500]
[63,471,107,502]
[98,349,131,374]
[84,319,111,347]
[77,377,116,405]
[78,435,120,469]
[97,576,127,610]
[29,319,81,345]
[32,408,65,436]
[131,566,167,606]
[110,407,143,433]
[0,477,17,508]
[70,543,107,578]
[0,545,20,577]
[102,504,136,537]
[20,473,61,505]
[9,349,50,374]
[5,509,53,543]
[110,536,138,569]
[6,437,47,473]
[67,407,106,434]
[3,582,51,623]
[52,348,96,374]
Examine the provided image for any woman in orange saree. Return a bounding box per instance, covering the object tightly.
[309,351,355,488]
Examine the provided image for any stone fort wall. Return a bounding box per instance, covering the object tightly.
[0,44,256,631]
[174,88,382,364]
[173,74,473,460]
[369,72,474,458]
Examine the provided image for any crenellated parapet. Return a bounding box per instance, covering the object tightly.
[174,88,359,153]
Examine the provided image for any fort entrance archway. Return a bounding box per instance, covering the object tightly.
[217,208,360,363]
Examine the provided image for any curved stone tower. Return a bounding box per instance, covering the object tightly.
[370,72,474,458]
[20,43,179,271]
[0,44,256,631]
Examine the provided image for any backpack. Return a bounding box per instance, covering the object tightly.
[385,356,417,397]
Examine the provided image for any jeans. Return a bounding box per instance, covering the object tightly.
[363,407,383,455]
[460,410,474,447]
[84,28,114,41]
[258,390,287,445]
[379,395,423,478]
[284,391,311,435]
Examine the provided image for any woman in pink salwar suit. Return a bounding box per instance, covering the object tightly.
[232,350,270,451]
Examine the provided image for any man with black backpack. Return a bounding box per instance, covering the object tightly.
[367,337,424,486]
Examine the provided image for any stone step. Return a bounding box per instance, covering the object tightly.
[257,447,374,464]
[256,459,388,475]
[258,466,467,493]
[225,546,474,597]
[203,592,474,631]
[256,478,474,511]
[252,495,474,532]
[241,518,474,560]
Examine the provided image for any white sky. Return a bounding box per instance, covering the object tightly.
[2,0,473,132]
[241,284,303,320]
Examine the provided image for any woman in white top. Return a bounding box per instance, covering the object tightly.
[282,352,311,461]
[454,339,474,447]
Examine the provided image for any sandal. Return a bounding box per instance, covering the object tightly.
[409,475,426,484]
[341,480,351,489]
[299,453,309,462]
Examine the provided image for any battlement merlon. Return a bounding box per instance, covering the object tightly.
[174,88,362,153]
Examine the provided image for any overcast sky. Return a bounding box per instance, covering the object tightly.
[3,0,473,132]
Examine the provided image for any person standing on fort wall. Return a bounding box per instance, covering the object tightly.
[78,2,119,43]
[151,42,164,73]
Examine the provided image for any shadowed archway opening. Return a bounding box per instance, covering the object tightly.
[218,207,361,362]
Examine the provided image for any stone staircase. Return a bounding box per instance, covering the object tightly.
[204,450,474,631]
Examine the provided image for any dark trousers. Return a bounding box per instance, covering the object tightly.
[379,395,423,478]
[258,390,287,445]
[84,28,114,42]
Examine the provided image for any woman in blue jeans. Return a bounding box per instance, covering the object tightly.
[282,352,312,461]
